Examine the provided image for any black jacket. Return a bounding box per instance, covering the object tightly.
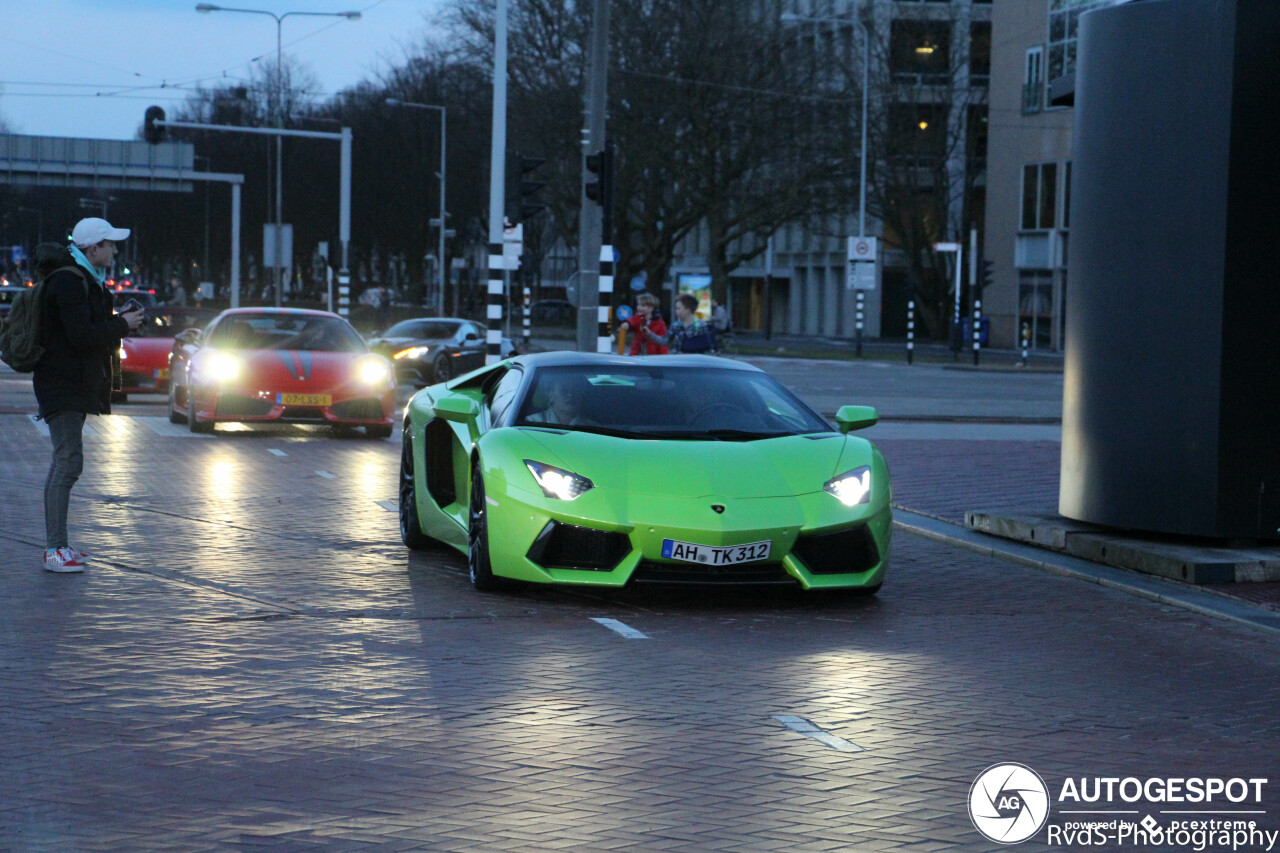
[32,249,129,419]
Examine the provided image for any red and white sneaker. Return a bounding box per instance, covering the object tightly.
[68,547,91,562]
[43,547,86,573]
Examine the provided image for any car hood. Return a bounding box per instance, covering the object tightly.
[519,430,860,498]
[197,348,376,385]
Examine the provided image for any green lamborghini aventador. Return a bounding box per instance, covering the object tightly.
[399,352,891,593]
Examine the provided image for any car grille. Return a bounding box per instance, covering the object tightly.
[791,524,880,575]
[332,398,385,420]
[215,395,273,417]
[279,406,326,421]
[526,521,631,572]
[630,561,798,586]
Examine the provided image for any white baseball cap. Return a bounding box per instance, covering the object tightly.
[71,217,130,248]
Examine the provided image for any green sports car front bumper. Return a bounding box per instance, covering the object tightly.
[481,478,891,590]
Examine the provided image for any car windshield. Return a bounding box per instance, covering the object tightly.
[513,365,831,439]
[205,314,367,352]
[383,320,461,340]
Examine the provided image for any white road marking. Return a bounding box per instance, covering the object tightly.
[268,449,287,456]
[590,617,649,640]
[375,500,397,512]
[773,715,864,752]
[315,470,337,479]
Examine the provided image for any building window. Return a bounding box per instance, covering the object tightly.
[1062,161,1072,230]
[1021,162,1057,231]
[970,21,991,83]
[890,19,951,86]
[1023,46,1044,114]
[1018,270,1054,350]
[1047,0,1121,83]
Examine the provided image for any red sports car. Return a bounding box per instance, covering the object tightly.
[117,336,174,400]
[167,308,396,437]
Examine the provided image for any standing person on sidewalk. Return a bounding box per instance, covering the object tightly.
[645,293,715,354]
[33,218,145,573]
[618,292,668,355]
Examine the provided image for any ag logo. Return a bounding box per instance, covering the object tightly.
[968,763,1050,844]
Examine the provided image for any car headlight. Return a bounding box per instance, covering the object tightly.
[394,346,429,361]
[205,351,241,382]
[118,346,128,359]
[824,466,872,506]
[525,459,594,501]
[358,358,391,385]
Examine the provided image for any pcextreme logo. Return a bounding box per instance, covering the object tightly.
[969,763,1052,844]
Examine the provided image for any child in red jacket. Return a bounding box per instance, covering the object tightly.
[620,292,669,355]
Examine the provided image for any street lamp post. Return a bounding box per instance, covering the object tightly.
[196,4,360,306]
[385,98,448,314]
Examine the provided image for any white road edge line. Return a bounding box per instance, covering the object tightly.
[268,449,288,456]
[773,715,864,752]
[315,471,337,479]
[590,617,649,640]
[375,500,397,512]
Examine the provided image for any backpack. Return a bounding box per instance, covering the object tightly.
[0,245,88,373]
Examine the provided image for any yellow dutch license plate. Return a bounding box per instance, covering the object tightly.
[155,368,170,380]
[277,393,332,406]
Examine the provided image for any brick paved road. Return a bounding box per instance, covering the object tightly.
[2,368,1278,851]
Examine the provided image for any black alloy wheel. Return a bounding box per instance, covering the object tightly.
[433,351,453,383]
[399,432,434,549]
[467,464,500,591]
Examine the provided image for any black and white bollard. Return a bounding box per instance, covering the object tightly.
[596,245,614,353]
[487,242,504,364]
[972,299,982,366]
[906,300,915,365]
[855,290,864,358]
[523,285,531,351]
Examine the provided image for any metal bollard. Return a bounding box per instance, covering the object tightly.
[1020,321,1031,365]
[906,300,915,365]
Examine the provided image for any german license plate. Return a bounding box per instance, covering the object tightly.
[155,368,170,380]
[661,538,771,566]
[277,393,332,406]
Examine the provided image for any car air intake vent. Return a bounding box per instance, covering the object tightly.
[215,395,273,417]
[526,522,631,572]
[792,525,880,575]
[332,398,385,420]
[631,561,797,586]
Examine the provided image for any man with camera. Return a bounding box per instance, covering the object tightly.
[33,217,145,572]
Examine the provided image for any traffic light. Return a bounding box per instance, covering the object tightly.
[144,106,166,144]
[584,145,613,210]
[518,155,548,221]
[979,258,994,295]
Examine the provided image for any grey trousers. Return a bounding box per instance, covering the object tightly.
[44,411,86,550]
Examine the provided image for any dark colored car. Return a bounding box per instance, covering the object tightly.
[112,289,172,337]
[366,317,519,386]
[529,299,575,325]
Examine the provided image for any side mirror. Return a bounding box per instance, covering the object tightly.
[174,328,202,347]
[835,405,878,434]
[464,332,479,342]
[433,395,481,423]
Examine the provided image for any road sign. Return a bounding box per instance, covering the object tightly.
[933,242,961,252]
[616,304,634,321]
[847,237,877,262]
[847,261,877,291]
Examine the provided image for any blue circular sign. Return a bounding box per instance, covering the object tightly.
[616,304,634,321]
